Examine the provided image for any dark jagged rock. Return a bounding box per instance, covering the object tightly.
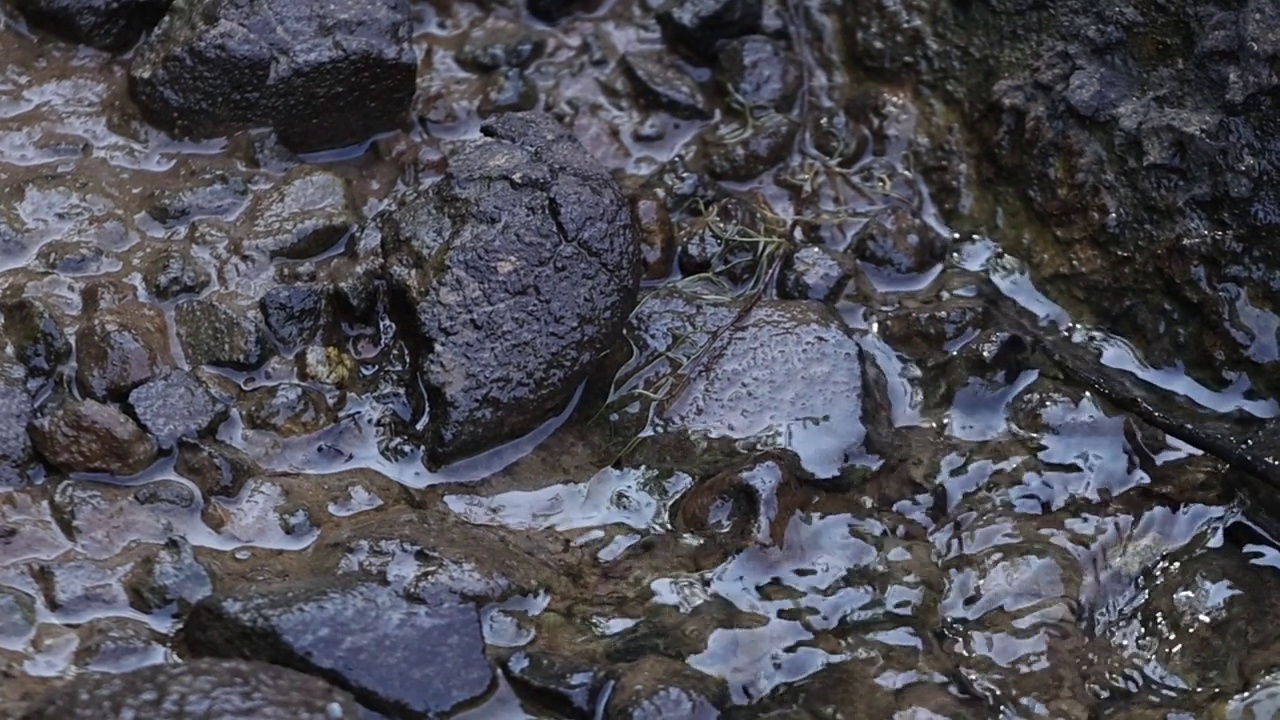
[10,0,170,51]
[142,243,212,300]
[19,658,364,719]
[377,111,640,466]
[0,298,70,388]
[30,397,158,475]
[128,0,416,152]
[656,0,761,61]
[0,362,33,483]
[623,50,710,119]
[174,297,271,370]
[183,577,493,717]
[260,283,332,348]
[127,368,227,448]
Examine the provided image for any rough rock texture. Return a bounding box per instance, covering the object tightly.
[30,398,157,475]
[378,111,640,466]
[9,0,170,51]
[260,283,332,348]
[127,369,227,448]
[240,167,357,259]
[716,34,800,113]
[241,383,332,437]
[19,658,364,719]
[174,297,270,370]
[657,0,761,60]
[128,0,416,152]
[0,362,33,482]
[75,299,174,402]
[183,577,493,717]
[0,298,70,388]
[845,0,1280,387]
[623,50,710,119]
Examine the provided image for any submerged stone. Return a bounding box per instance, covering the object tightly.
[128,0,416,152]
[183,577,493,717]
[19,658,364,719]
[378,111,640,466]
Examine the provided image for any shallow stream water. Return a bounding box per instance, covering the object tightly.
[4,0,1280,718]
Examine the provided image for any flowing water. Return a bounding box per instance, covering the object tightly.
[3,0,1280,717]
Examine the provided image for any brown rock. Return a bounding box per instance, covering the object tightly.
[30,399,157,475]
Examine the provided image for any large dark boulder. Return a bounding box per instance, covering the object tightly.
[377,111,641,466]
[127,0,416,152]
[9,0,170,51]
[20,658,364,719]
[845,0,1280,392]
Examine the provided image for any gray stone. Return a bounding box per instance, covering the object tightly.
[128,369,228,448]
[20,658,364,719]
[260,283,332,348]
[184,577,493,717]
[174,297,270,370]
[241,168,357,260]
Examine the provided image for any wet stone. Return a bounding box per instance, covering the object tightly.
[456,22,545,72]
[73,617,164,672]
[260,284,332,349]
[779,245,852,302]
[703,113,797,181]
[174,298,270,370]
[19,658,365,719]
[241,168,357,260]
[0,363,34,483]
[853,204,948,275]
[34,559,130,616]
[605,656,724,720]
[33,240,111,276]
[127,369,227,448]
[633,191,676,281]
[183,577,493,717]
[145,173,248,227]
[503,650,603,716]
[9,0,169,51]
[0,586,37,643]
[656,0,761,60]
[0,298,70,386]
[623,50,710,120]
[30,398,157,476]
[75,299,174,402]
[378,111,640,466]
[479,69,539,115]
[142,243,212,300]
[128,0,417,152]
[716,34,800,113]
[125,536,212,613]
[241,383,333,437]
[175,438,258,498]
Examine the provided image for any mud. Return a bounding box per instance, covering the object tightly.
[3,0,1280,717]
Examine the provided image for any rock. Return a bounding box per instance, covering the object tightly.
[9,0,169,51]
[0,364,34,483]
[145,173,248,227]
[779,245,852,302]
[33,239,111,275]
[183,577,493,717]
[457,21,545,72]
[0,298,70,387]
[240,168,357,260]
[626,292,870,478]
[31,398,157,475]
[605,656,724,719]
[75,298,174,402]
[127,369,227,448]
[19,659,365,719]
[702,113,797,181]
[175,438,258,498]
[174,297,270,370]
[633,191,676,281]
[656,0,761,60]
[142,243,213,300]
[0,586,36,643]
[125,536,213,613]
[623,50,709,119]
[128,0,416,152]
[260,283,332,348]
[479,69,539,115]
[503,651,604,717]
[716,34,800,113]
[527,0,597,22]
[240,383,332,437]
[853,204,948,275]
[378,111,640,465]
[72,617,165,672]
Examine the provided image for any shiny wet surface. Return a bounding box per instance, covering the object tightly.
[4,1,1280,718]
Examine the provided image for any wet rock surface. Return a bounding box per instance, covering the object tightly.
[184,577,492,717]
[4,0,1280,717]
[379,111,640,466]
[128,0,416,151]
[75,297,173,402]
[20,658,365,719]
[10,0,169,50]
